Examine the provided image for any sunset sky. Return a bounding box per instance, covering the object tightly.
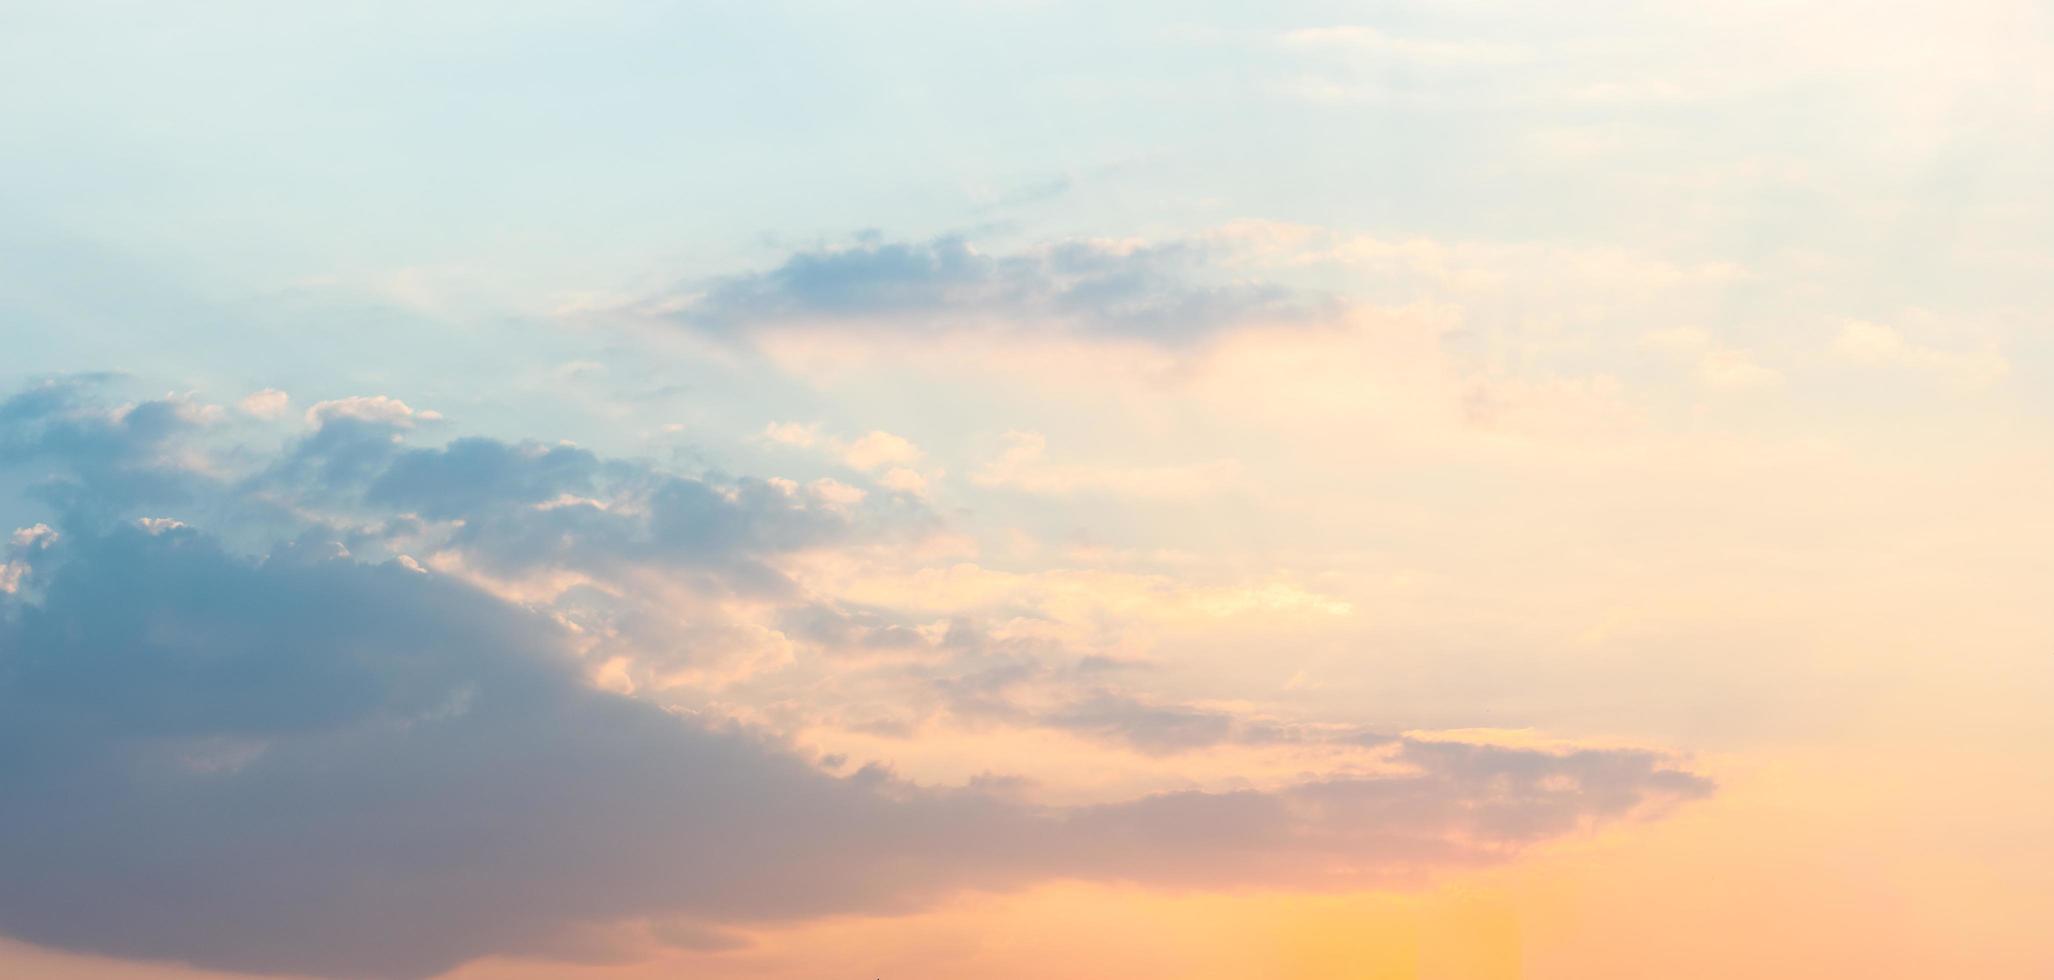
[2,2,2051,978]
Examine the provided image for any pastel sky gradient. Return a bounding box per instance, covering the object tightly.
[2,2,2050,978]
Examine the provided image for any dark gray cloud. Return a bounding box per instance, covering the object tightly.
[675,234,1324,340]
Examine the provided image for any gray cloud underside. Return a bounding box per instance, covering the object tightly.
[0,380,1708,978]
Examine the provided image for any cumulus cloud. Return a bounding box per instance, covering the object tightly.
[237,388,290,419]
[306,394,441,427]
[878,466,929,495]
[0,524,986,978]
[0,379,1711,979]
[0,524,1706,978]
[0,523,57,594]
[366,437,601,520]
[238,411,929,597]
[761,424,934,496]
[1,377,937,678]
[0,378,215,519]
[761,420,820,447]
[840,429,922,470]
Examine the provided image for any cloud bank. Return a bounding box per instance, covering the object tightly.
[0,379,1708,978]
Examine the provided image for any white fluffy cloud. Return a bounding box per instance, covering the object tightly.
[305,394,442,427]
[237,388,290,418]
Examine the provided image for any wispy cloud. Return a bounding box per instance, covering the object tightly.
[660,234,1325,342]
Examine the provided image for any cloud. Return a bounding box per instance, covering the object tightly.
[0,378,214,519]
[840,430,922,471]
[3,379,937,641]
[240,409,931,596]
[0,523,56,594]
[2,382,933,698]
[1037,693,1246,755]
[760,424,934,496]
[878,466,929,495]
[1834,319,2008,387]
[0,379,1712,978]
[761,420,820,448]
[0,523,1706,979]
[366,437,601,521]
[0,523,999,978]
[306,394,441,427]
[667,234,1321,341]
[236,388,290,419]
[805,477,867,507]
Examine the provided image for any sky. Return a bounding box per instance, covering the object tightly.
[1,1,2050,977]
